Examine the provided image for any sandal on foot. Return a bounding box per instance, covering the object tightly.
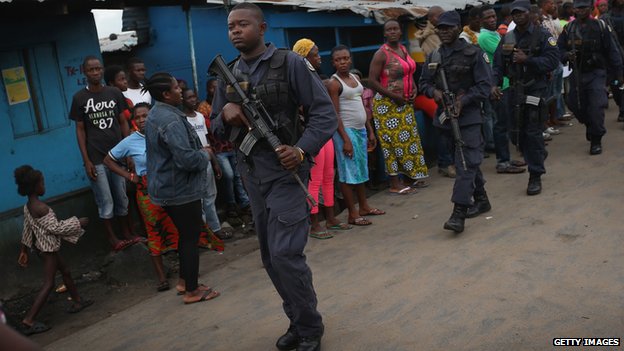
[309,230,334,239]
[348,217,372,226]
[177,284,211,296]
[360,208,386,216]
[326,223,353,231]
[22,321,50,336]
[157,281,170,292]
[132,236,147,244]
[112,239,134,252]
[410,180,429,189]
[183,288,220,305]
[67,299,93,313]
[215,228,234,241]
[388,187,417,196]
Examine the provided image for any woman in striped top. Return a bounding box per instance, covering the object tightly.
[15,165,92,336]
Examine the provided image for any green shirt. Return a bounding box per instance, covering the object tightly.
[478,28,510,90]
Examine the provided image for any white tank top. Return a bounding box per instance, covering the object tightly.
[332,73,367,129]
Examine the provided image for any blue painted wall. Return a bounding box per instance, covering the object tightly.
[0,14,102,214]
[134,6,379,101]
[132,5,435,159]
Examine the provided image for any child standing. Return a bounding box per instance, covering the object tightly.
[15,165,92,336]
[181,89,233,241]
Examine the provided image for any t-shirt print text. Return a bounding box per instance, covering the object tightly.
[83,98,118,130]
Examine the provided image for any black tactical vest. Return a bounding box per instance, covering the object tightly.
[604,12,624,45]
[566,19,607,71]
[431,44,478,95]
[227,49,301,151]
[502,28,543,83]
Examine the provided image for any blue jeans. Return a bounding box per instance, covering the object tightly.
[216,151,250,208]
[202,163,221,232]
[436,127,453,168]
[90,164,128,219]
[551,64,565,119]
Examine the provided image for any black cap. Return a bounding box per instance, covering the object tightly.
[436,11,461,27]
[510,0,531,12]
[573,0,592,8]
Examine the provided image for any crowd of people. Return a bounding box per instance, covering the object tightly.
[11,0,623,349]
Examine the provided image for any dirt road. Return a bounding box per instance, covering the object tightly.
[45,112,624,351]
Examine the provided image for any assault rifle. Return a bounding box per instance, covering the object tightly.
[501,42,523,151]
[569,24,582,113]
[436,66,467,171]
[208,55,316,206]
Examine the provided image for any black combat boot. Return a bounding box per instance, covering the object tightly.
[590,136,602,155]
[466,192,492,218]
[443,204,468,233]
[526,173,542,196]
[276,326,299,351]
[618,112,624,122]
[296,336,322,351]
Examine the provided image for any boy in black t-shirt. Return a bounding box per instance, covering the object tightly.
[69,56,138,251]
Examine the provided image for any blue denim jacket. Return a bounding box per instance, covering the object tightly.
[145,101,209,206]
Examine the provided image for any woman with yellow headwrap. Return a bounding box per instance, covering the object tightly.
[292,38,352,239]
[293,38,322,71]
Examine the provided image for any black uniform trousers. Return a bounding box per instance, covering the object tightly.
[609,81,624,116]
[568,69,609,139]
[243,167,324,338]
[440,123,486,206]
[510,86,548,175]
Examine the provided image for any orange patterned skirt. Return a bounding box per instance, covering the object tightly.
[136,176,224,256]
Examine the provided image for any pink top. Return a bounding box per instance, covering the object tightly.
[379,43,417,99]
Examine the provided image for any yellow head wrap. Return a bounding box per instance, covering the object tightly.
[292,38,315,57]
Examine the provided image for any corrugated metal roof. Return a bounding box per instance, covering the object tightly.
[206,0,494,23]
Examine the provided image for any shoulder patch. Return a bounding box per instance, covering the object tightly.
[548,37,557,46]
[304,58,316,72]
[483,52,490,64]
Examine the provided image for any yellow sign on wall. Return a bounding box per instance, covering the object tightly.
[2,66,31,105]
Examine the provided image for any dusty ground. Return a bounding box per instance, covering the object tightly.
[14,107,624,350]
[3,229,259,347]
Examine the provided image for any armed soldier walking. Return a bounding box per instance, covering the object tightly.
[558,0,623,155]
[493,0,559,195]
[419,11,492,234]
[210,4,336,351]
[602,0,624,122]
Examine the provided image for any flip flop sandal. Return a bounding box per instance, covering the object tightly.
[215,228,234,241]
[157,281,170,292]
[410,180,429,189]
[326,223,353,231]
[177,284,212,296]
[67,299,93,313]
[348,217,372,226]
[309,230,334,239]
[22,321,51,336]
[112,239,134,252]
[132,236,147,244]
[183,288,220,305]
[388,187,417,196]
[360,208,386,216]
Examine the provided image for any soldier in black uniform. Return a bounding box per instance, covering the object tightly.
[419,11,493,233]
[210,4,337,351]
[559,0,623,154]
[601,0,624,122]
[493,0,559,195]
